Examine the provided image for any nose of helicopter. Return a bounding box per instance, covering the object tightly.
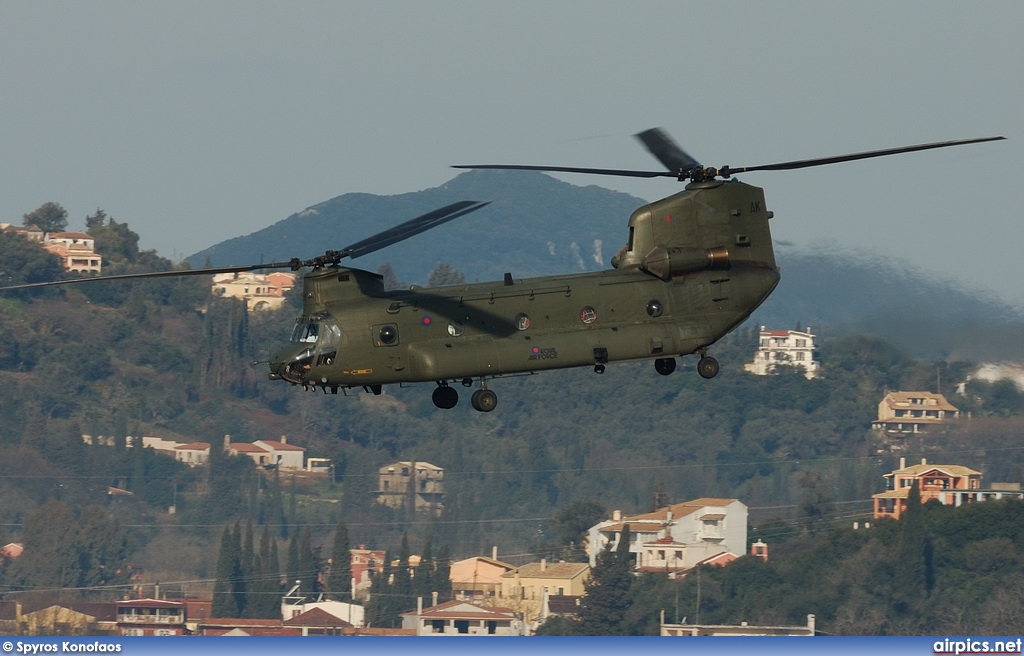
[268,344,315,384]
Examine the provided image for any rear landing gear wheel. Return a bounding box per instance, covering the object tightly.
[432,384,459,409]
[697,355,720,379]
[655,357,677,376]
[471,388,498,412]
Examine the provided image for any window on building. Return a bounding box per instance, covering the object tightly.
[455,620,470,634]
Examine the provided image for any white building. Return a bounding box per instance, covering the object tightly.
[400,599,525,636]
[745,326,819,379]
[43,232,103,274]
[281,584,365,627]
[212,271,296,311]
[587,498,747,570]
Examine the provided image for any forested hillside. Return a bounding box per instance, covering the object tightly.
[1,200,1023,634]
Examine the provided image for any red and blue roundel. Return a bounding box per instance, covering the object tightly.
[421,316,433,326]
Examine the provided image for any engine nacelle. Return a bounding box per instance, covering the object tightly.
[641,245,730,281]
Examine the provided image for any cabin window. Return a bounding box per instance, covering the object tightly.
[579,306,597,324]
[448,321,464,337]
[646,300,664,318]
[374,324,399,346]
[515,313,531,331]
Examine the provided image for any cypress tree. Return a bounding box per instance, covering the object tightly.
[212,524,240,617]
[327,521,352,601]
[286,533,300,592]
[239,519,255,616]
[434,543,452,604]
[298,526,320,595]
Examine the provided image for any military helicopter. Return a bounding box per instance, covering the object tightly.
[0,129,1003,411]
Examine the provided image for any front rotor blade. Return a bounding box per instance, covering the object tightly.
[342,200,491,258]
[728,136,1006,175]
[634,128,701,175]
[0,261,300,292]
[452,163,674,179]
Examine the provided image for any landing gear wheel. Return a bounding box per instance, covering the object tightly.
[432,385,459,409]
[594,364,606,374]
[471,388,498,412]
[655,357,677,376]
[697,355,720,379]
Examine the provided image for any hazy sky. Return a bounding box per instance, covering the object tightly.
[2,2,1021,304]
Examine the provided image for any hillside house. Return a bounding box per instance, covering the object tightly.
[253,437,305,469]
[283,607,353,636]
[450,552,516,601]
[116,599,186,636]
[873,458,980,519]
[221,435,306,469]
[401,599,525,636]
[351,546,385,600]
[43,232,102,274]
[744,326,819,379]
[587,498,747,570]
[0,223,44,242]
[212,271,296,311]
[376,461,445,516]
[281,582,364,627]
[174,442,211,466]
[873,457,1023,519]
[498,560,589,628]
[872,391,960,434]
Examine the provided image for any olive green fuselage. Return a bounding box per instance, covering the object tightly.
[269,179,779,391]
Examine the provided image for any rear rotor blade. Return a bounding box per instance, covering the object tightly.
[634,128,701,175]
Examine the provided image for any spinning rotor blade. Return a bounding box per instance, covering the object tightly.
[0,261,300,291]
[0,200,491,292]
[634,127,702,176]
[455,130,1005,183]
[340,200,490,258]
[451,163,675,179]
[722,136,1006,176]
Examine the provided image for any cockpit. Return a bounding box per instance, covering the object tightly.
[271,312,344,384]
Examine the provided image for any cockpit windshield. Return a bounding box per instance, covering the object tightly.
[290,313,342,349]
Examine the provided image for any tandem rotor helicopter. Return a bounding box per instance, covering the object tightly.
[1,129,1003,411]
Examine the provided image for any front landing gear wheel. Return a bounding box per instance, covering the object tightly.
[471,388,498,412]
[432,385,459,409]
[654,357,677,376]
[697,355,720,379]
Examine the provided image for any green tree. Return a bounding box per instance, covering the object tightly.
[327,520,352,601]
[427,263,465,287]
[23,202,68,233]
[376,263,405,291]
[0,229,65,290]
[550,500,605,561]
[212,523,242,617]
